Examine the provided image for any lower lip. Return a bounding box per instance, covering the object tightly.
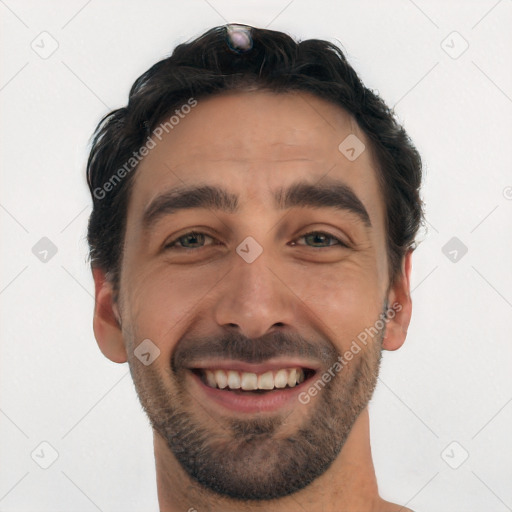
[188,370,314,414]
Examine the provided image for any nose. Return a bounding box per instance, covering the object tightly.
[212,249,296,340]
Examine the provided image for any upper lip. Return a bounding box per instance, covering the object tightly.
[187,358,320,374]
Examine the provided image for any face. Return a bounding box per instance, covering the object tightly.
[95,90,408,500]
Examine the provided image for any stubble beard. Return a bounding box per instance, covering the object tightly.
[126,326,384,501]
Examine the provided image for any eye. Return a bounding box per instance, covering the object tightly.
[163,230,348,252]
[291,231,348,249]
[164,231,216,250]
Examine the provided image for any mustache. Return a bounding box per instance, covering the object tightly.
[172,330,338,372]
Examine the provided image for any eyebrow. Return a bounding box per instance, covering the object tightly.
[142,179,372,230]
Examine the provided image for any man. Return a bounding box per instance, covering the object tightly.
[87,24,423,512]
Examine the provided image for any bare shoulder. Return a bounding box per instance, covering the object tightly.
[378,499,415,512]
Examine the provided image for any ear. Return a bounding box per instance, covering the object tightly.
[92,267,127,363]
[382,249,413,351]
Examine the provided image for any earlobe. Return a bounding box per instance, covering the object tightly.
[382,249,413,351]
[92,267,128,363]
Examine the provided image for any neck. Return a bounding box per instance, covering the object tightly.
[154,408,384,512]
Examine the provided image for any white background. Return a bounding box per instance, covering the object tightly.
[1,1,511,511]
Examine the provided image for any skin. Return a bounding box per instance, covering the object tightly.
[92,90,414,512]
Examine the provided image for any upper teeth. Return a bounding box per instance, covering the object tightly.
[202,368,305,390]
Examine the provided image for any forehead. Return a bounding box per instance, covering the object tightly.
[146,91,360,163]
[129,90,385,227]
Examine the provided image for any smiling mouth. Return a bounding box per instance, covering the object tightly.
[191,367,316,393]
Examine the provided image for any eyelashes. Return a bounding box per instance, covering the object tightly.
[163,230,349,251]
[164,231,219,251]
[290,231,349,249]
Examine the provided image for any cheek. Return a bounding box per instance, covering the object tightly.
[121,262,226,358]
[121,246,384,360]
[290,259,383,348]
